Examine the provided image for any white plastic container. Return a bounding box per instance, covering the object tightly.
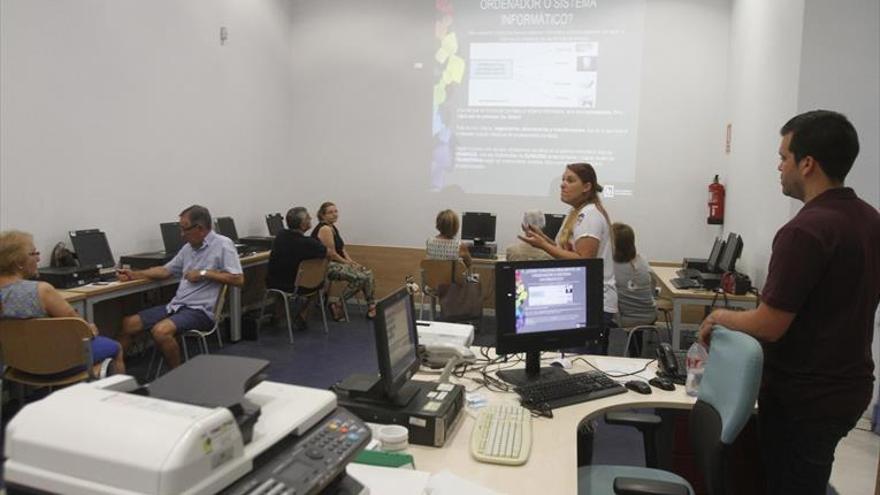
[377,424,409,452]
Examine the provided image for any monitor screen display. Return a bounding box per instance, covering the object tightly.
[266,213,284,236]
[495,258,604,386]
[461,212,496,242]
[215,216,239,242]
[69,230,115,269]
[718,233,743,273]
[543,213,566,240]
[160,222,184,254]
[705,237,726,273]
[373,286,421,403]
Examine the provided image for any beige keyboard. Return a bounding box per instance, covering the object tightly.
[470,403,532,465]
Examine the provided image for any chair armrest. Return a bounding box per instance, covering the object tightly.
[613,477,690,495]
[605,411,662,428]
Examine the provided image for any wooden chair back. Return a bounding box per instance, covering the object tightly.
[0,317,94,383]
[213,284,229,320]
[296,258,329,291]
[420,259,467,294]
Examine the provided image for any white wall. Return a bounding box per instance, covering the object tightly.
[0,0,298,259]
[285,0,732,262]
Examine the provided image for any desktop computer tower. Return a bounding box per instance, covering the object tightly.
[38,266,100,289]
[120,252,175,270]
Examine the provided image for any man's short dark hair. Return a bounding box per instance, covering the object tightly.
[286,207,309,230]
[180,205,212,230]
[780,110,860,183]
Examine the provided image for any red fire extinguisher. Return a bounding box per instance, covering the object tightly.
[708,175,725,225]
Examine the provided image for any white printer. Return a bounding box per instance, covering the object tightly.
[415,320,474,347]
[3,355,372,495]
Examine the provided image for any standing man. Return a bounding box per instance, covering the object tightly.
[118,205,244,369]
[265,207,327,329]
[699,110,879,494]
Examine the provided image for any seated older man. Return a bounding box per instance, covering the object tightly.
[117,205,243,369]
[506,210,554,262]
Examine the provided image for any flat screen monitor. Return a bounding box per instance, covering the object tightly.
[495,258,604,386]
[543,213,566,240]
[705,237,726,273]
[215,216,239,242]
[265,213,284,236]
[69,229,115,269]
[373,286,421,405]
[718,233,743,273]
[160,222,184,255]
[461,212,496,244]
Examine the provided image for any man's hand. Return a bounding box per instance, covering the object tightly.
[698,310,720,346]
[117,268,134,282]
[184,269,207,283]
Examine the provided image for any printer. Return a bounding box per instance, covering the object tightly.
[415,320,474,347]
[4,355,372,495]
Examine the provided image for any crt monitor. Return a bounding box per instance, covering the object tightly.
[215,216,239,242]
[543,213,565,240]
[265,213,284,236]
[160,222,184,255]
[372,286,422,405]
[705,237,726,273]
[718,232,743,273]
[495,258,604,386]
[461,212,497,244]
[69,229,115,269]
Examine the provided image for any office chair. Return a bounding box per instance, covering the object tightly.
[149,285,228,379]
[257,258,329,343]
[578,327,763,495]
[418,259,467,320]
[0,317,100,421]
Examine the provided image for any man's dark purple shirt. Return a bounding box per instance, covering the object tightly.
[761,187,880,419]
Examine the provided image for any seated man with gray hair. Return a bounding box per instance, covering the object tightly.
[265,207,328,329]
[505,210,554,262]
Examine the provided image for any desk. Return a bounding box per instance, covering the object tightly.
[409,353,695,494]
[652,265,758,350]
[63,250,270,342]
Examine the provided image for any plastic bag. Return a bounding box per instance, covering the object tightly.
[685,341,709,397]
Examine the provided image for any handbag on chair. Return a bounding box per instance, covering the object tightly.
[439,266,482,322]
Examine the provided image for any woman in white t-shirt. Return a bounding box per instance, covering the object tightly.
[518,163,617,352]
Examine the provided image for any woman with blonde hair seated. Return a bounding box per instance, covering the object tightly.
[612,222,656,327]
[0,230,125,375]
[426,209,471,267]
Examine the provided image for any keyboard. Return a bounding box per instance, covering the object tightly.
[514,371,627,410]
[676,268,701,279]
[470,403,532,465]
[670,277,701,290]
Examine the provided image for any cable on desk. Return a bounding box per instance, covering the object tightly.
[570,356,658,379]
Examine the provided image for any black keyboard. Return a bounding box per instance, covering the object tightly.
[676,268,700,279]
[670,277,701,289]
[514,371,627,409]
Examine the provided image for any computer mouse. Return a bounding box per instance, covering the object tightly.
[649,377,676,391]
[625,380,652,395]
[549,357,572,369]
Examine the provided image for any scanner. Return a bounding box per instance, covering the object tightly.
[4,355,371,495]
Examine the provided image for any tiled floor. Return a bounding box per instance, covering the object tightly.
[830,424,878,495]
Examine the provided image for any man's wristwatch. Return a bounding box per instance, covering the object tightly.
[199,269,207,280]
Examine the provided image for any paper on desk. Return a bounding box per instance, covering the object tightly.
[426,470,501,495]
[346,464,430,495]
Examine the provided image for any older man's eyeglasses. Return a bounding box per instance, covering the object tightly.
[180,224,200,232]
[28,251,40,257]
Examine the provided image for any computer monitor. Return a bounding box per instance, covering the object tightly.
[215,216,239,242]
[160,222,184,255]
[705,237,726,273]
[69,229,115,269]
[372,286,422,405]
[461,212,496,244]
[495,258,604,386]
[265,213,284,236]
[543,213,565,240]
[718,233,743,273]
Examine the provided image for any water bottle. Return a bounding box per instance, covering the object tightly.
[685,341,709,397]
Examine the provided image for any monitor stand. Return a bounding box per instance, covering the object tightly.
[337,373,420,407]
[496,351,569,387]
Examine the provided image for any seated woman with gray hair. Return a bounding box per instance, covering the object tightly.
[505,210,554,262]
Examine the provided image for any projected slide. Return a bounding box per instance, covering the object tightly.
[432,0,646,197]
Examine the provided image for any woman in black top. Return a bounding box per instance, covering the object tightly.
[312,202,376,319]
